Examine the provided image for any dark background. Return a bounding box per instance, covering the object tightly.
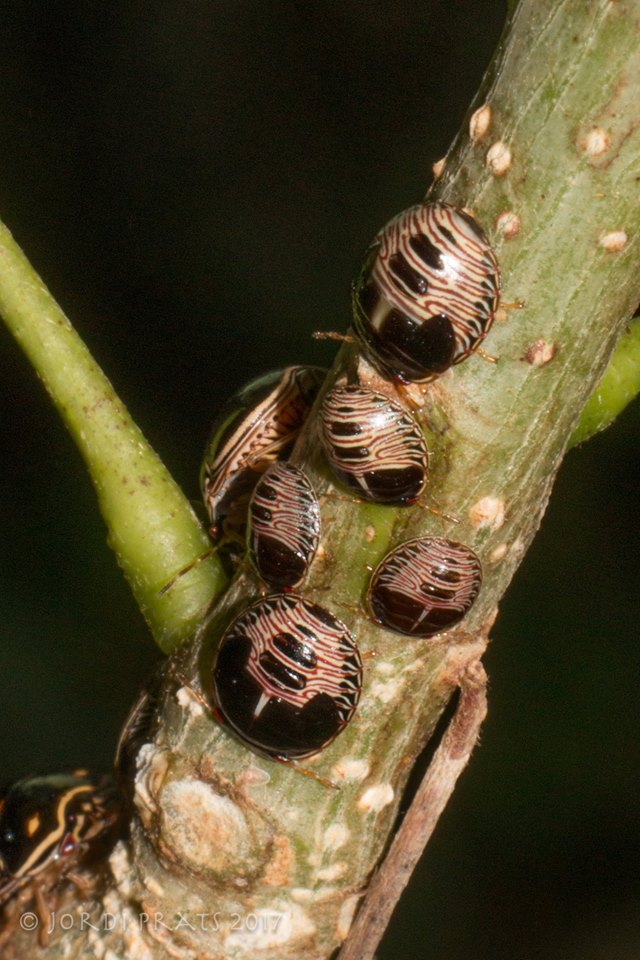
[1,3,639,958]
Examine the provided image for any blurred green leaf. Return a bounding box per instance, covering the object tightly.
[570,316,640,447]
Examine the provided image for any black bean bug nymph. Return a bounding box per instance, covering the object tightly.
[160,366,326,596]
[320,385,429,505]
[0,771,122,947]
[248,462,321,590]
[114,666,165,801]
[201,365,326,556]
[368,537,482,637]
[352,202,501,382]
[212,594,362,761]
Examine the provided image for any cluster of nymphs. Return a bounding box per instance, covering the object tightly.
[0,201,500,940]
[200,200,500,769]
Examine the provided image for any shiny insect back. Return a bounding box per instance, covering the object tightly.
[200,365,326,554]
[320,384,429,504]
[248,462,320,590]
[114,666,165,802]
[368,536,482,637]
[353,201,500,382]
[0,770,122,943]
[212,594,362,760]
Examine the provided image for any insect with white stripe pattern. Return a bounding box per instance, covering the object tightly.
[247,462,320,590]
[352,201,500,382]
[368,537,482,637]
[320,385,429,505]
[200,365,326,557]
[160,366,326,595]
[211,594,362,761]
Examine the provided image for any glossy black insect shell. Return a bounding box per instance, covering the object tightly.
[213,594,362,760]
[0,771,122,902]
[320,385,429,504]
[368,536,482,637]
[352,202,501,382]
[247,462,320,589]
[357,257,457,381]
[200,365,326,557]
[114,666,165,799]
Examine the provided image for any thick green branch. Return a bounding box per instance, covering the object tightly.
[0,222,227,652]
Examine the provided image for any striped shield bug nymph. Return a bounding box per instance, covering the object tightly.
[320,385,429,505]
[248,462,320,590]
[352,201,500,383]
[200,365,326,557]
[0,771,122,944]
[212,594,362,761]
[368,536,482,638]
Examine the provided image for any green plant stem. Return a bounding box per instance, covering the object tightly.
[570,316,640,446]
[0,222,226,652]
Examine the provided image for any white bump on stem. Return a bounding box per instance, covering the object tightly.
[432,156,446,179]
[495,210,521,239]
[522,339,558,366]
[580,127,610,157]
[469,495,506,531]
[469,103,491,141]
[599,229,628,252]
[486,141,512,175]
[357,783,394,813]
[490,543,508,563]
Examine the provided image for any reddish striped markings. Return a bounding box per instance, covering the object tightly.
[248,462,320,590]
[320,385,429,505]
[200,366,326,557]
[352,201,500,382]
[368,537,482,637]
[212,594,362,760]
